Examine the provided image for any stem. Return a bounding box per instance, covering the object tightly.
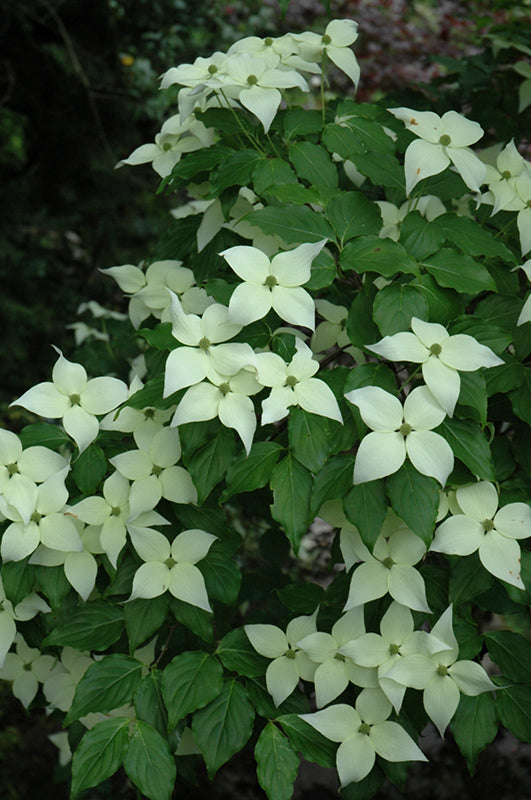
[218,89,268,154]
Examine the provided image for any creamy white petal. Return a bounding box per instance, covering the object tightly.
[266,655,300,706]
[455,482,498,521]
[245,624,288,658]
[403,385,447,430]
[479,531,524,588]
[164,347,209,396]
[314,659,349,707]
[388,527,426,565]
[218,393,257,454]
[380,602,414,644]
[386,653,437,690]
[169,562,211,611]
[272,241,326,287]
[345,387,403,431]
[52,352,87,393]
[159,466,198,504]
[440,335,503,371]
[294,378,342,422]
[336,735,375,785]
[406,431,453,486]
[300,703,361,742]
[366,333,428,363]
[70,496,110,525]
[344,561,389,609]
[62,405,99,453]
[326,45,360,87]
[81,377,128,414]
[423,674,460,736]
[238,86,281,133]
[493,502,531,540]
[220,245,270,282]
[261,386,294,425]
[229,282,272,325]
[172,382,220,426]
[388,564,431,612]
[272,286,315,330]
[354,432,406,484]
[40,514,83,552]
[431,515,484,556]
[130,562,170,600]
[370,720,427,762]
[129,527,170,562]
[410,318,449,347]
[12,383,69,418]
[404,139,450,195]
[64,551,98,601]
[171,529,217,564]
[422,357,460,417]
[1,522,40,562]
[448,147,487,192]
[448,660,495,695]
[341,633,389,668]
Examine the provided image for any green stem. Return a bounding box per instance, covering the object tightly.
[218,88,267,154]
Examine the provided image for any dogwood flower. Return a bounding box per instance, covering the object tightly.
[43,647,94,713]
[245,610,318,706]
[385,606,495,736]
[100,376,174,438]
[296,608,377,707]
[389,107,487,195]
[0,634,56,708]
[255,338,343,425]
[220,240,326,329]
[299,688,427,786]
[164,295,254,396]
[128,527,217,610]
[0,577,50,668]
[345,385,453,486]
[365,317,504,416]
[11,349,128,453]
[341,512,431,613]
[480,139,530,215]
[376,195,446,241]
[293,19,361,87]
[430,481,531,588]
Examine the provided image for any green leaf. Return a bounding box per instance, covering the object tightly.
[451,692,498,773]
[311,454,356,517]
[340,766,385,800]
[243,206,335,244]
[449,316,512,355]
[253,158,298,194]
[289,141,338,188]
[137,323,174,350]
[220,442,283,502]
[1,559,35,606]
[283,108,323,139]
[124,595,170,652]
[436,213,517,263]
[164,144,233,188]
[346,290,379,348]
[485,630,531,684]
[72,443,107,494]
[270,454,313,553]
[322,123,366,159]
[449,553,493,605]
[410,273,462,325]
[386,462,439,546]
[373,283,429,336]
[123,720,176,800]
[343,480,387,550]
[34,564,72,610]
[457,371,487,425]
[277,582,325,615]
[510,367,531,425]
[216,628,270,678]
[325,191,382,243]
[170,597,213,643]
[343,362,397,395]
[66,654,143,724]
[71,717,130,799]
[400,212,444,260]
[18,422,71,450]
[436,418,495,481]
[277,714,336,768]
[162,651,224,730]
[353,151,406,192]
[288,408,336,472]
[305,248,337,290]
[186,425,236,504]
[485,356,524,397]
[495,678,531,742]
[192,679,255,778]
[422,249,497,294]
[199,540,241,606]
[255,723,300,800]
[134,671,167,736]
[43,600,124,651]
[324,118,395,157]
[341,236,419,278]
[264,183,319,205]
[211,149,264,193]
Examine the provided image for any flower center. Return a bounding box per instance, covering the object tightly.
[144,408,155,418]
[208,64,218,74]
[6,463,19,476]
[264,37,273,46]
[111,506,122,517]
[284,648,296,659]
[285,375,298,388]
[429,343,442,356]
[322,34,332,45]
[162,142,173,151]
[23,663,33,672]
[30,511,42,524]
[334,652,346,662]
[389,643,400,656]
[358,722,371,735]
[198,337,211,351]
[437,664,448,677]
[165,557,177,568]
[219,382,231,396]
[69,393,81,406]
[399,422,413,436]
[382,556,394,569]
[152,465,163,477]
[439,134,451,146]
[482,518,495,531]
[247,74,258,85]
[264,275,278,289]
[501,170,511,179]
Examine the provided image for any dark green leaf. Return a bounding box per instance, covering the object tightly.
[343,363,397,395]
[311,454,356,517]
[400,212,444,260]
[373,283,429,336]
[35,564,73,610]
[243,206,334,244]
[186,425,236,504]
[451,693,498,773]
[270,454,313,553]
[1,559,35,606]
[71,717,130,799]
[449,317,512,355]
[422,249,496,294]
[305,248,337,290]
[66,654,143,724]
[123,720,176,800]
[449,554,493,605]
[288,408,336,472]
[436,214,517,263]
[277,714,336,768]
[192,679,255,778]
[436,418,495,481]
[386,462,439,546]
[164,144,233,188]
[253,158,298,194]
[290,142,338,188]
[162,651,224,730]
[457,371,487,426]
[495,678,531,742]
[134,671,167,736]
[18,423,71,450]
[255,723,300,800]
[124,595,169,652]
[325,191,382,243]
[283,108,323,139]
[216,628,270,678]
[43,600,124,651]
[137,323,174,350]
[211,150,264,193]
[485,630,531,684]
[170,597,213,643]
[341,236,419,278]
[354,151,405,191]
[220,442,283,502]
[199,540,241,605]
[264,184,319,205]
[346,291,379,349]
[72,444,107,494]
[510,368,531,425]
[277,582,325,615]
[343,480,387,550]
[410,273,461,324]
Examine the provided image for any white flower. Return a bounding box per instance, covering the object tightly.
[129,528,218,610]
[480,140,529,215]
[0,578,50,668]
[221,240,326,330]
[366,317,504,417]
[293,19,361,87]
[376,196,446,241]
[296,608,378,707]
[245,610,318,707]
[0,634,56,708]
[255,338,342,425]
[430,481,531,589]
[385,606,495,736]
[389,107,487,195]
[345,385,453,486]
[43,647,94,712]
[299,688,427,786]
[341,512,431,613]
[11,349,128,453]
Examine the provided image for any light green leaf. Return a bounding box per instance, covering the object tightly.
[255,723,300,800]
[341,236,419,278]
[373,283,429,336]
[422,249,496,294]
[192,679,255,778]
[123,720,176,800]
[71,717,130,799]
[66,654,143,724]
[270,454,313,553]
[289,141,338,188]
[162,651,224,730]
[386,461,439,546]
[325,191,382,244]
[243,206,335,244]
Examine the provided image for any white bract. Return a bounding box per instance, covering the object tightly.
[220,240,326,329]
[365,317,504,416]
[299,688,427,786]
[389,107,487,195]
[245,610,318,707]
[0,577,50,668]
[0,634,56,708]
[376,195,446,241]
[255,338,342,425]
[293,19,361,87]
[385,606,495,736]
[43,647,94,713]
[341,512,431,613]
[11,349,128,453]
[164,295,254,395]
[430,481,531,588]
[345,385,453,486]
[128,528,217,610]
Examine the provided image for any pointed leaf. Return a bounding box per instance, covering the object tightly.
[123,720,176,800]
[270,454,313,554]
[220,442,283,502]
[162,651,223,730]
[66,654,143,724]
[386,462,439,546]
[343,480,387,550]
[451,693,498,773]
[71,717,130,799]
[255,722,300,800]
